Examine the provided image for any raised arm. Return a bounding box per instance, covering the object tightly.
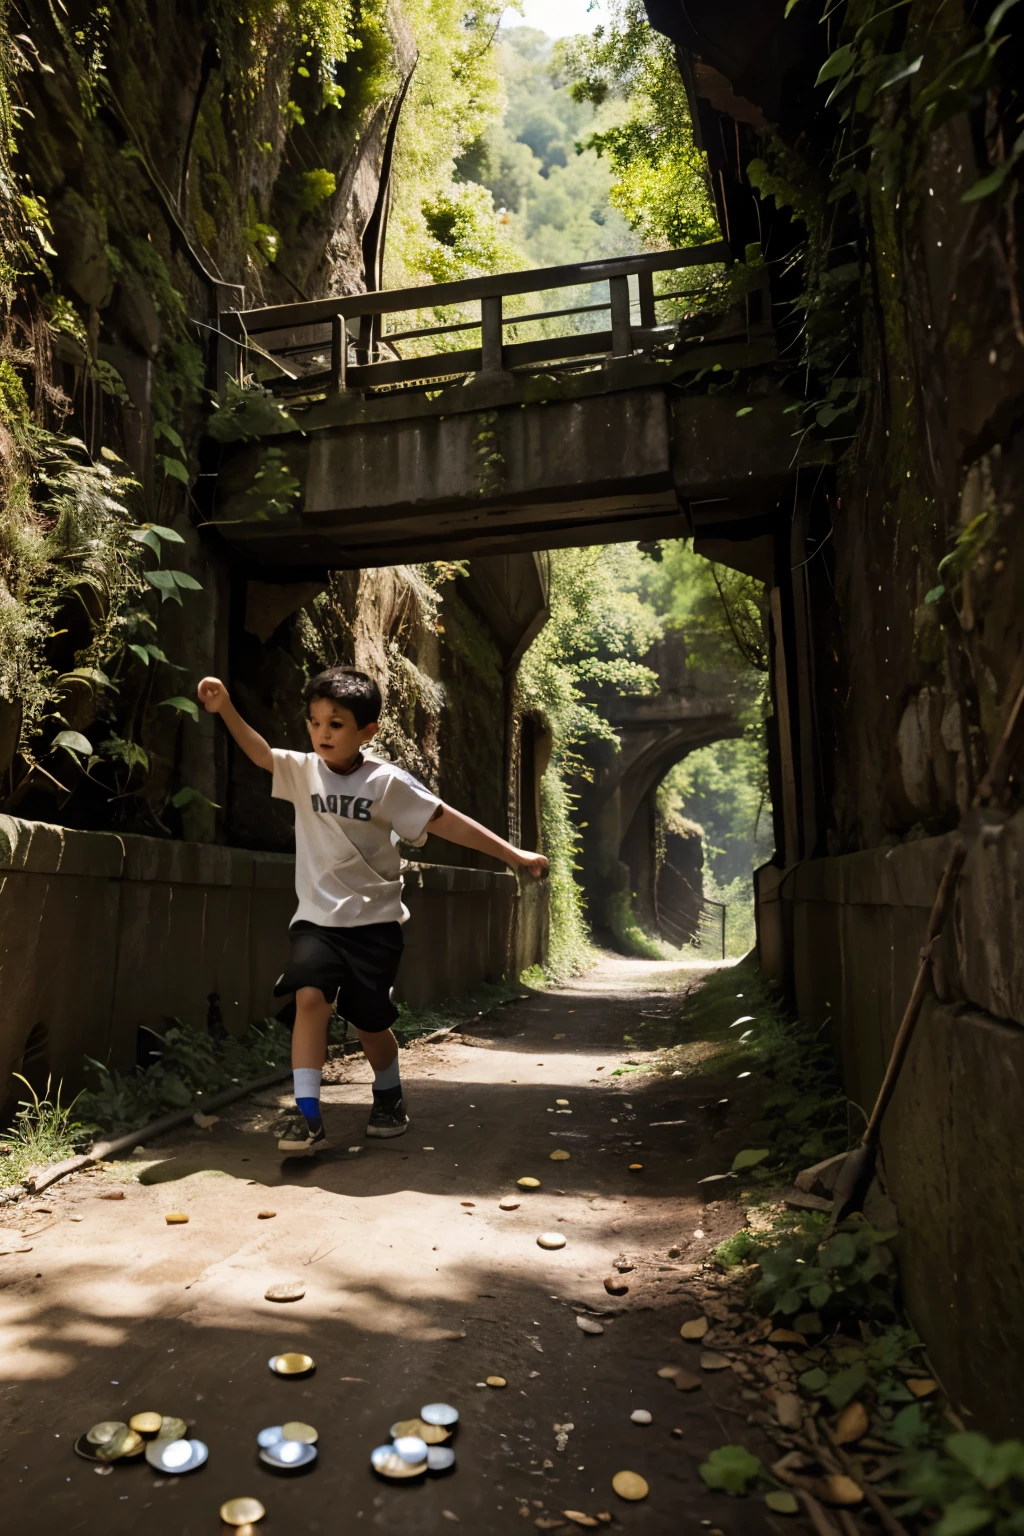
[429,803,548,878]
[197,676,273,773]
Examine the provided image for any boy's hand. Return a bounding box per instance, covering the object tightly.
[517,851,549,879]
[197,676,230,714]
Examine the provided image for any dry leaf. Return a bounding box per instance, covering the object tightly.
[680,1316,709,1340]
[563,1514,599,1528]
[656,1365,682,1380]
[816,1475,863,1506]
[769,1329,807,1346]
[535,1521,566,1530]
[907,1378,938,1398]
[834,1400,870,1444]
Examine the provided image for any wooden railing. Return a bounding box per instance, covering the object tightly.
[222,241,743,397]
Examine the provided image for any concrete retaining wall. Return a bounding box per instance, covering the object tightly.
[765,813,1024,1434]
[0,815,523,1104]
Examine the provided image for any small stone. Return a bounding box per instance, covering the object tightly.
[549,1150,571,1161]
[576,1315,604,1335]
[630,1410,651,1425]
[537,1232,566,1250]
[603,1276,629,1296]
[555,1099,569,1106]
[257,1211,276,1220]
[671,1427,684,1437]
[164,1212,188,1224]
[499,1198,521,1211]
[700,1351,731,1371]
[518,1177,541,1190]
[673,1370,702,1391]
[656,1365,681,1379]
[99,1191,125,1201]
[486,1375,507,1388]
[265,1281,305,1302]
[680,1316,709,1340]
[774,1392,803,1430]
[628,1163,643,1172]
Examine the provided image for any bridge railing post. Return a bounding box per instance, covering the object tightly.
[609,274,632,357]
[636,268,656,332]
[330,314,347,393]
[481,294,503,371]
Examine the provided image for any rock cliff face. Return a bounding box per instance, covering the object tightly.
[645,0,1024,1431]
[1,2,520,853]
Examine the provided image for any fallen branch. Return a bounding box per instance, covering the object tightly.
[821,1426,911,1536]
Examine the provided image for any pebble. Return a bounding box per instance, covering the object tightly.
[549,1150,570,1161]
[498,1198,520,1211]
[486,1375,507,1388]
[630,1410,652,1425]
[537,1233,566,1250]
[518,1177,541,1190]
[164,1212,188,1224]
[265,1282,306,1303]
[257,1211,276,1220]
[700,1352,731,1371]
[576,1316,603,1335]
[612,1471,648,1501]
[680,1317,709,1340]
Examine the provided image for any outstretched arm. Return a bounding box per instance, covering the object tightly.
[429,803,548,878]
[197,676,273,773]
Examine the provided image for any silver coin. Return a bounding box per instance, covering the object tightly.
[393,1435,428,1464]
[257,1425,285,1449]
[427,1445,456,1472]
[420,1402,459,1428]
[144,1437,207,1474]
[259,1440,317,1470]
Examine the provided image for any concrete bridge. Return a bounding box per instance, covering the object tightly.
[211,244,794,571]
[574,631,749,938]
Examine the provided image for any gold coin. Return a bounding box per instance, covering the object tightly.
[118,1430,144,1458]
[628,1163,643,1171]
[372,1449,427,1479]
[390,1418,449,1444]
[612,1470,649,1501]
[129,1412,163,1435]
[160,1416,188,1440]
[486,1375,507,1388]
[220,1497,266,1526]
[517,1177,541,1189]
[87,1420,127,1447]
[270,1352,315,1375]
[281,1421,318,1443]
[95,1426,132,1462]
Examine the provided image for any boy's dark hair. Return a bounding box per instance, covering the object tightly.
[304,666,382,728]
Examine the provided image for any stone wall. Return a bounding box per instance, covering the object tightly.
[0,815,525,1111]
[761,816,1024,1435]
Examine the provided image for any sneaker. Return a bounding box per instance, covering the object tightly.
[365,1096,410,1139]
[277,1117,331,1156]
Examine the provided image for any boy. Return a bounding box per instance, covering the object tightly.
[197,665,547,1154]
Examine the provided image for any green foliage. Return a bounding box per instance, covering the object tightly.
[699,1444,761,1495]
[558,0,718,249]
[753,1212,898,1327]
[0,1074,93,1184]
[900,1434,1024,1534]
[207,380,301,443]
[243,447,302,520]
[607,889,675,959]
[79,1018,293,1134]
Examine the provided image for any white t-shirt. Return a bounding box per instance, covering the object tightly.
[271,749,441,927]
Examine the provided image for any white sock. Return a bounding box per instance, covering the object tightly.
[373,1056,401,1094]
[293,1067,322,1123]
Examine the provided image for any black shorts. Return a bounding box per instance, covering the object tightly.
[273,920,404,1033]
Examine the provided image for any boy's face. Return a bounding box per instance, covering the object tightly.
[307,696,378,768]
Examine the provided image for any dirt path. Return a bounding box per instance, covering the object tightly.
[0,955,787,1534]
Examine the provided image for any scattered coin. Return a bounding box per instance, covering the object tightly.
[269,1352,315,1376]
[421,1403,460,1428]
[427,1445,456,1472]
[160,1416,188,1440]
[612,1470,648,1501]
[391,1418,450,1444]
[549,1150,570,1161]
[164,1212,189,1224]
[518,1177,541,1190]
[680,1316,709,1340]
[555,1099,569,1107]
[220,1497,266,1527]
[537,1233,566,1249]
[628,1163,643,1172]
[87,1421,127,1447]
[257,1211,277,1220]
[257,1426,285,1449]
[129,1412,163,1435]
[576,1316,603,1335]
[145,1437,208,1474]
[282,1421,318,1443]
[499,1198,520,1211]
[371,1445,426,1479]
[486,1376,507,1388]
[265,1281,306,1302]
[259,1440,317,1470]
[394,1435,429,1464]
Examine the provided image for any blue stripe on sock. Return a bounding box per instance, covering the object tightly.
[296,1097,322,1123]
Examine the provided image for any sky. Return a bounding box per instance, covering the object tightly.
[501,0,605,39]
